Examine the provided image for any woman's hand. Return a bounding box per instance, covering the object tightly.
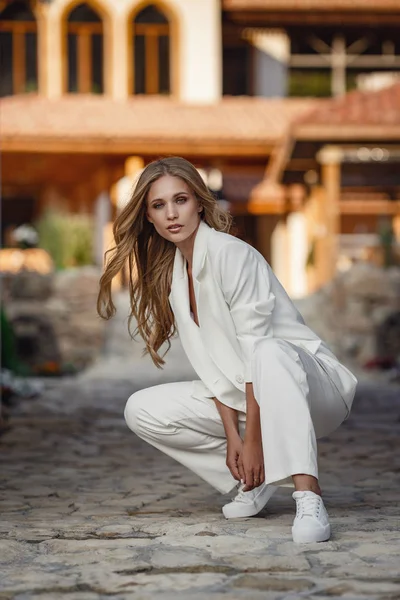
[238,439,265,492]
[226,433,244,482]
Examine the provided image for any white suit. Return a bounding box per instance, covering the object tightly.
[124,220,357,494]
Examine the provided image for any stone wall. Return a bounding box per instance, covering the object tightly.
[295,263,400,367]
[2,267,105,374]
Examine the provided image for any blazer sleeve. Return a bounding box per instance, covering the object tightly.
[215,241,276,382]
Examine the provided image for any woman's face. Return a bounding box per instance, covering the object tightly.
[146,174,202,243]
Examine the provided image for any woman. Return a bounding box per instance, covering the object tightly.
[97,156,357,544]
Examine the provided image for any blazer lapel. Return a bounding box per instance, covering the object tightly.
[169,245,188,320]
[168,219,212,321]
[191,220,212,319]
[191,220,211,282]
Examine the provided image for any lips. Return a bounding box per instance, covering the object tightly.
[167,224,183,231]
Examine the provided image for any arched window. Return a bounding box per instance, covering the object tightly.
[66,3,103,93]
[132,4,170,95]
[0,1,38,96]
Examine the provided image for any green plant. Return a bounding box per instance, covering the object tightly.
[377,217,396,268]
[306,238,316,268]
[35,210,94,269]
[25,79,38,93]
[91,83,102,94]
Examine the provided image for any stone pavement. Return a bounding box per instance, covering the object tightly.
[1,292,400,600]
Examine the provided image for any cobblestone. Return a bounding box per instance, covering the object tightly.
[1,292,400,599]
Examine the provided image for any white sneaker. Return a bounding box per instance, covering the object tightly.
[292,491,331,543]
[222,481,277,519]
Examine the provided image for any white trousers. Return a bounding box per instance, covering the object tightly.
[124,339,350,494]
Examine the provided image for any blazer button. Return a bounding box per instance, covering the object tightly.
[236,375,244,384]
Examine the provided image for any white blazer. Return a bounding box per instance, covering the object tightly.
[168,220,357,413]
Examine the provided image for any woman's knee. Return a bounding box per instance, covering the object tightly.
[124,389,151,434]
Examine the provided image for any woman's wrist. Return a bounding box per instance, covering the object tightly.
[245,382,262,444]
[224,420,240,440]
[227,427,242,442]
[243,427,262,443]
[243,414,262,444]
[212,397,240,440]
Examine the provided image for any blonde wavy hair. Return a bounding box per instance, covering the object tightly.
[97,156,233,368]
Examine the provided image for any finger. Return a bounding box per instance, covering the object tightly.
[226,458,241,481]
[232,470,241,481]
[237,459,245,483]
[260,465,265,485]
[234,453,244,481]
[231,461,241,481]
[243,469,254,492]
[254,467,263,487]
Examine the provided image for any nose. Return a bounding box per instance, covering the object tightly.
[166,202,178,219]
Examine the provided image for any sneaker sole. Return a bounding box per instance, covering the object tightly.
[292,523,331,544]
[222,485,277,519]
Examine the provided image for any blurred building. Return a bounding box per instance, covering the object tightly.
[1,0,400,295]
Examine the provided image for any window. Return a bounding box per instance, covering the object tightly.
[66,3,103,93]
[223,45,253,96]
[132,4,170,95]
[0,1,38,96]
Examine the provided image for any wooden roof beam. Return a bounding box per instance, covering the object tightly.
[0,138,277,158]
[224,11,400,26]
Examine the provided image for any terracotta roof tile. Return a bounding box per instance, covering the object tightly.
[296,83,400,128]
[0,94,316,154]
[224,0,399,11]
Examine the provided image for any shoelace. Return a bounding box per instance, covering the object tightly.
[232,482,264,503]
[231,482,249,503]
[296,494,322,518]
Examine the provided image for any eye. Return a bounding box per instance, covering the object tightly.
[153,203,163,209]
[176,197,187,204]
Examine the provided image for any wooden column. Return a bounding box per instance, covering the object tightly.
[331,33,347,97]
[316,145,343,288]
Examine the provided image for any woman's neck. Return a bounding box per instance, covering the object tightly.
[176,221,201,273]
[180,244,194,273]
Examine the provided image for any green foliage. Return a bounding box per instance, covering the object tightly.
[35,210,94,270]
[377,217,396,268]
[92,83,102,94]
[25,79,38,93]
[306,238,316,268]
[1,306,31,376]
[288,70,332,97]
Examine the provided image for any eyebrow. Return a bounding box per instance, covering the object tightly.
[149,192,189,204]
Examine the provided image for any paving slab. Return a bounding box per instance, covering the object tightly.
[1,292,400,599]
